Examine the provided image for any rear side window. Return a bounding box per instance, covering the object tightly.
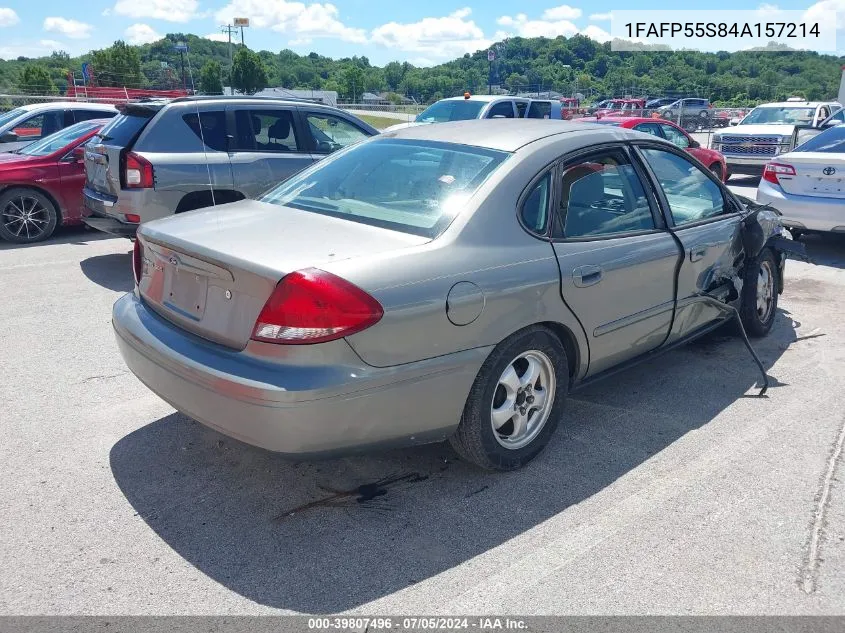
[260,139,509,238]
[97,114,151,147]
[559,151,655,239]
[527,102,551,119]
[515,102,528,118]
[794,125,845,153]
[521,173,551,234]
[182,111,227,152]
[233,109,300,152]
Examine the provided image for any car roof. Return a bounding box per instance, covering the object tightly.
[17,101,116,112]
[381,119,641,152]
[438,95,507,103]
[754,101,841,108]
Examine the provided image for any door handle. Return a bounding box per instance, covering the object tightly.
[690,245,708,262]
[573,265,603,287]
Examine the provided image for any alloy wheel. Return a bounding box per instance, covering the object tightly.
[2,195,51,242]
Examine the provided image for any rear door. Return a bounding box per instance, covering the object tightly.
[550,146,680,375]
[227,105,312,197]
[635,143,744,342]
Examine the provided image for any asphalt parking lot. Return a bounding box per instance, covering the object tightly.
[2,188,845,615]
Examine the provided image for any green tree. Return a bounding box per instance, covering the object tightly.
[231,47,268,95]
[20,64,56,95]
[199,60,223,94]
[91,40,143,88]
[341,65,365,101]
[384,61,404,90]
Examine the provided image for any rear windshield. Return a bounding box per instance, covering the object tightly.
[793,125,845,153]
[260,139,510,238]
[96,113,152,147]
[416,100,486,123]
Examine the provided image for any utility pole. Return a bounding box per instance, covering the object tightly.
[220,24,238,90]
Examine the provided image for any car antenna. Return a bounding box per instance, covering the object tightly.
[184,52,217,209]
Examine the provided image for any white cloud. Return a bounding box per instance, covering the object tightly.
[39,39,64,49]
[581,25,611,43]
[542,5,582,21]
[589,12,612,21]
[371,8,490,59]
[0,7,19,27]
[203,33,230,42]
[43,17,93,39]
[112,0,198,23]
[756,3,783,16]
[804,0,845,30]
[289,37,312,46]
[496,13,578,38]
[216,0,366,43]
[125,23,163,45]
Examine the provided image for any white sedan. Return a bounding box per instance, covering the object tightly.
[757,124,845,237]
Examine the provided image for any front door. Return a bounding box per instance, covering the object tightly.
[635,144,744,343]
[550,147,681,375]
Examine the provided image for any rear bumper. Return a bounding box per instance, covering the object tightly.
[83,214,138,237]
[756,180,845,232]
[113,293,488,456]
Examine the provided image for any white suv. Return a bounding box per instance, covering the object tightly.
[710,99,841,178]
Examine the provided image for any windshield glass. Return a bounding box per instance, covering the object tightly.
[18,121,100,156]
[741,106,816,125]
[416,100,486,123]
[793,125,845,153]
[0,107,26,130]
[260,139,509,238]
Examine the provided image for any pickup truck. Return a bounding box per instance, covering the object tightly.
[710,99,842,178]
[791,107,845,148]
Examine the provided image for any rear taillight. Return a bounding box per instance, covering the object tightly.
[124,214,141,223]
[124,152,154,189]
[132,239,143,285]
[251,268,383,345]
[763,162,796,186]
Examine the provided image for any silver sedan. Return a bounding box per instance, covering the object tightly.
[114,120,788,470]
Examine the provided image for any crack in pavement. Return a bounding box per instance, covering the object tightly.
[800,413,845,594]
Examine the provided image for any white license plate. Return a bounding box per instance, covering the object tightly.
[163,267,208,321]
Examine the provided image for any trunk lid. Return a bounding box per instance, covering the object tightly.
[137,199,429,349]
[84,104,160,198]
[774,152,845,198]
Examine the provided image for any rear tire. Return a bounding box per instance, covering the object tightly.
[449,326,569,471]
[0,188,58,244]
[739,247,778,338]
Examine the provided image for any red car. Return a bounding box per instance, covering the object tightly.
[574,116,728,181]
[0,119,107,243]
[593,98,646,118]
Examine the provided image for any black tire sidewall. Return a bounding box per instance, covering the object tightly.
[0,188,58,244]
[455,328,569,470]
[710,163,723,180]
[740,248,778,337]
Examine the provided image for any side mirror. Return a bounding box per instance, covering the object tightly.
[491,114,507,119]
[688,139,700,148]
[69,146,86,162]
[822,119,837,128]
[0,131,18,143]
[729,118,740,126]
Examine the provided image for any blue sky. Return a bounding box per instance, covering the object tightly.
[0,0,841,65]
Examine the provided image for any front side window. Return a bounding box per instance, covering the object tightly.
[18,121,99,157]
[559,151,655,239]
[659,124,690,149]
[13,110,65,141]
[306,113,369,154]
[260,139,509,238]
[182,111,227,151]
[641,148,725,225]
[233,109,300,152]
[487,102,515,118]
[74,110,114,123]
[0,107,26,131]
[521,173,551,235]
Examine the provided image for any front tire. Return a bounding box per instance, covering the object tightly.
[0,188,58,244]
[739,247,778,338]
[449,326,569,471]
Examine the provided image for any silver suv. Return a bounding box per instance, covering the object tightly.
[82,96,378,237]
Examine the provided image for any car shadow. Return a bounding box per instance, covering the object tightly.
[799,232,845,270]
[110,309,798,613]
[0,225,117,250]
[80,252,134,292]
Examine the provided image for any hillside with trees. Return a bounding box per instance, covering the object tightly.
[2,32,843,106]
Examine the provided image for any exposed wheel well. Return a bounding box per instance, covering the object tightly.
[175,189,245,213]
[537,321,580,383]
[0,185,62,222]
